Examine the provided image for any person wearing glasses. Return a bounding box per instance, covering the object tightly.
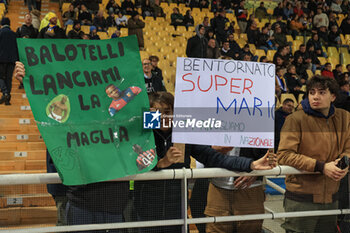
[142,58,166,93]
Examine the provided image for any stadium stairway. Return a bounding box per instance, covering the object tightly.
[5,0,61,30]
[0,0,61,225]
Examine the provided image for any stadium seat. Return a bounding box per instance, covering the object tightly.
[66,24,73,35]
[327,47,339,57]
[286,35,293,43]
[327,57,339,68]
[255,49,266,59]
[315,70,321,75]
[139,51,149,60]
[239,33,248,41]
[81,25,90,34]
[318,57,327,65]
[107,27,117,36]
[97,32,109,40]
[292,40,302,53]
[298,93,304,103]
[267,50,276,61]
[306,70,313,79]
[249,44,256,54]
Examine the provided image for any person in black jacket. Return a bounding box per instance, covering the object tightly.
[274,98,294,151]
[16,14,38,38]
[38,12,66,39]
[46,151,68,226]
[0,17,18,105]
[67,20,83,39]
[186,24,208,58]
[135,92,276,233]
[143,58,166,93]
[211,10,229,45]
[284,64,305,99]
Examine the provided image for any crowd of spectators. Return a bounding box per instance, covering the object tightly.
[1,0,350,232]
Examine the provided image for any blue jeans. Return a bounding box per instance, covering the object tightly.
[66,201,123,233]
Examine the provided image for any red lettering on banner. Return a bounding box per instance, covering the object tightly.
[215,75,228,91]
[230,78,242,94]
[197,75,213,92]
[182,73,195,92]
[243,78,253,94]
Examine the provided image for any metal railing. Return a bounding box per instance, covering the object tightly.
[0,166,349,233]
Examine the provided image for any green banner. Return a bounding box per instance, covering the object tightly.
[17,36,157,185]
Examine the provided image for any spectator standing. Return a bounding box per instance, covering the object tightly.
[255,2,268,21]
[246,21,259,45]
[141,0,154,18]
[313,6,329,29]
[340,16,350,35]
[106,0,120,14]
[278,76,350,233]
[16,13,38,38]
[273,2,284,18]
[93,10,108,32]
[106,13,117,28]
[128,11,145,49]
[30,9,41,30]
[153,0,166,18]
[331,0,342,14]
[212,10,229,45]
[235,0,248,33]
[186,25,208,58]
[341,0,350,13]
[0,17,18,106]
[121,0,135,15]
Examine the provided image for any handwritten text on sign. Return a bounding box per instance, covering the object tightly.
[172,58,275,148]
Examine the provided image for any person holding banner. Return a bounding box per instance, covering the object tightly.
[278,76,350,233]
[14,60,132,233]
[134,92,277,233]
[205,147,268,233]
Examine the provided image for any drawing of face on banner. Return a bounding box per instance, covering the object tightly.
[17,37,156,185]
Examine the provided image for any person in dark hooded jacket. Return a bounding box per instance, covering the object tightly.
[0,17,18,105]
[135,92,276,233]
[186,24,208,58]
